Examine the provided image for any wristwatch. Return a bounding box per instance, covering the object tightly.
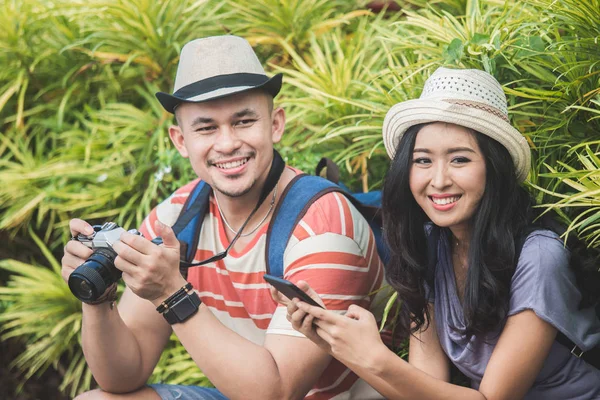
[161,289,202,324]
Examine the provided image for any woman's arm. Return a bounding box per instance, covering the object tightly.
[295,302,486,400]
[408,305,450,381]
[478,310,557,399]
[289,289,557,400]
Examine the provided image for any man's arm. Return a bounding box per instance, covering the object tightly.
[80,288,172,392]
[165,303,331,400]
[111,219,332,400]
[62,219,172,393]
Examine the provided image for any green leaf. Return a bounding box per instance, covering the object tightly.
[470,33,490,45]
[443,38,465,64]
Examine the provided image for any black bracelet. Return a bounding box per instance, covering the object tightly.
[156,282,193,314]
[162,290,202,324]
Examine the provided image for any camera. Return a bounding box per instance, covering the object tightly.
[68,222,143,303]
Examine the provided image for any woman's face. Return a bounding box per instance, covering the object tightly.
[409,122,486,235]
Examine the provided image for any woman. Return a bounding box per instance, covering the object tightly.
[271,67,600,399]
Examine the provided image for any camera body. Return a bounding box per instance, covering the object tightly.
[68,222,143,303]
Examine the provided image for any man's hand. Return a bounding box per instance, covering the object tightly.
[61,218,95,284]
[112,220,186,302]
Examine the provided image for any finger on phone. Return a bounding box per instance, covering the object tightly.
[289,307,309,328]
[270,286,291,306]
[295,280,325,308]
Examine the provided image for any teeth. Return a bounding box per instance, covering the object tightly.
[431,196,460,205]
[215,158,248,169]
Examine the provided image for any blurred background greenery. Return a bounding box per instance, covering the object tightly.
[1,0,599,397]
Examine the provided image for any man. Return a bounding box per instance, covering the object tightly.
[62,35,385,400]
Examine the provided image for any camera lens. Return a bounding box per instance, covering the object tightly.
[68,248,122,303]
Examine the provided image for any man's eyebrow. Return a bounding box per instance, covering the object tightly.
[232,108,259,119]
[190,117,215,126]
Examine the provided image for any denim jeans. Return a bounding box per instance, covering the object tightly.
[149,384,228,400]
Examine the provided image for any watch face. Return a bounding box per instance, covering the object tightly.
[173,296,198,319]
[164,291,201,324]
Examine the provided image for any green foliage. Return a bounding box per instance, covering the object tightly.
[537,143,600,245]
[221,0,372,63]
[275,13,397,189]
[0,230,209,395]
[0,230,86,397]
[0,0,219,245]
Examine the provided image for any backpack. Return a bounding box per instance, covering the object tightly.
[171,156,388,281]
[427,226,600,369]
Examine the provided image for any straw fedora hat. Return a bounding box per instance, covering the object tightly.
[156,35,282,113]
[382,67,530,182]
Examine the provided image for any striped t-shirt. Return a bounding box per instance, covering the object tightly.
[140,169,386,399]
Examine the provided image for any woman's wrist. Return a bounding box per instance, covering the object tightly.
[365,342,395,377]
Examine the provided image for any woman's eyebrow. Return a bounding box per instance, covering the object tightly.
[447,147,476,154]
[412,147,476,154]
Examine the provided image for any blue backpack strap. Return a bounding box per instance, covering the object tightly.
[265,175,342,277]
[171,180,212,278]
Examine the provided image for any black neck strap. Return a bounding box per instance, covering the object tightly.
[234,149,285,235]
[185,149,285,267]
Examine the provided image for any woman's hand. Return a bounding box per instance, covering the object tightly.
[269,280,329,349]
[297,302,386,370]
[270,280,386,369]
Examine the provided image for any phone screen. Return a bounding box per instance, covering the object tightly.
[263,274,324,309]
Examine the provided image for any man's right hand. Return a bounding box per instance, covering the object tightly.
[61,218,95,284]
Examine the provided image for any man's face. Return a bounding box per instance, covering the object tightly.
[169,90,285,199]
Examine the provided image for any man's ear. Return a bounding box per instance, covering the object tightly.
[271,107,286,144]
[169,125,189,158]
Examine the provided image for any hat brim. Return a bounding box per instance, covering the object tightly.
[156,73,283,114]
[382,99,531,182]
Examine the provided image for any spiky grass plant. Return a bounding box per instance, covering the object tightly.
[518,0,600,148]
[0,229,211,397]
[221,0,371,64]
[0,230,87,397]
[536,142,600,246]
[0,0,222,244]
[0,90,193,248]
[274,13,403,190]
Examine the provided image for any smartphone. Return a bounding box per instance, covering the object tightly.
[263,274,324,309]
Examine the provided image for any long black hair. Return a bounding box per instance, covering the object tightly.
[382,123,600,338]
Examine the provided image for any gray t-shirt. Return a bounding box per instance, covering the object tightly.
[431,230,600,399]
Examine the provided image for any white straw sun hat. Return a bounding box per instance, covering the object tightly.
[382,67,531,182]
[156,35,282,113]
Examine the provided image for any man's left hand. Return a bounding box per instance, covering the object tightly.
[112,220,186,302]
